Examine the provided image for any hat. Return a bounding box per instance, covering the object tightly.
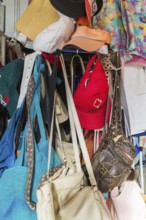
[64,25,111,52]
[0,59,24,117]
[50,0,85,19]
[74,54,109,130]
[33,13,75,53]
[16,0,59,40]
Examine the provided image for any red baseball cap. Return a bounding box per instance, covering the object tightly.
[74,54,109,130]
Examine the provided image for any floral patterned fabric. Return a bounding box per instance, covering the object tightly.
[93,0,146,60]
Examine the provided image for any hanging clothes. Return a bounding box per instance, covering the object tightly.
[111,181,146,220]
[121,64,146,135]
[93,0,146,61]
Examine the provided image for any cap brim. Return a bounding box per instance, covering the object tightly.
[76,106,107,130]
[64,37,105,52]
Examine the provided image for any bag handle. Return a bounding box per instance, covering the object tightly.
[30,84,46,141]
[43,58,68,163]
[47,92,82,175]
[39,55,58,139]
[63,77,82,173]
[59,54,97,189]
[70,54,85,93]
[42,56,81,171]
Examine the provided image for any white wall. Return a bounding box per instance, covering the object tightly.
[3,0,28,37]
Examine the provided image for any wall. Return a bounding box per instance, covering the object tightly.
[3,0,28,37]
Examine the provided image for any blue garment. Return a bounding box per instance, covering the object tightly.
[0,105,23,177]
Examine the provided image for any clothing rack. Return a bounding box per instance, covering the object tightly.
[61,48,96,54]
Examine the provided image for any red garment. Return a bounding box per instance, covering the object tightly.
[41,52,61,66]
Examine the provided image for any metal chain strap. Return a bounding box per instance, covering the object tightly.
[110,71,122,131]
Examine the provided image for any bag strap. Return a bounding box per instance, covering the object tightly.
[25,55,47,210]
[59,54,97,189]
[70,54,85,93]
[63,76,82,173]
[40,56,58,138]
[110,52,122,130]
[14,100,27,149]
[101,52,122,140]
[25,74,36,210]
[43,58,68,163]
[47,61,82,173]
[48,91,82,173]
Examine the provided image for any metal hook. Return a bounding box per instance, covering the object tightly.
[76,49,79,54]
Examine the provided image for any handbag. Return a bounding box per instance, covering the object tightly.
[0,55,61,220]
[16,0,59,40]
[36,54,113,220]
[25,55,61,210]
[91,52,136,193]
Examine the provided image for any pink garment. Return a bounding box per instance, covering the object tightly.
[111,181,146,220]
[125,55,146,66]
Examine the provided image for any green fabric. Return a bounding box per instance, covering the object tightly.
[0,59,24,117]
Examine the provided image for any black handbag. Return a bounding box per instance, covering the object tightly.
[91,53,136,193]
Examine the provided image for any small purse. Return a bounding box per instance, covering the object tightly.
[0,55,61,220]
[36,97,85,220]
[91,52,136,193]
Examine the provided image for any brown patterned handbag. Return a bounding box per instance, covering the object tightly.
[91,53,136,193]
